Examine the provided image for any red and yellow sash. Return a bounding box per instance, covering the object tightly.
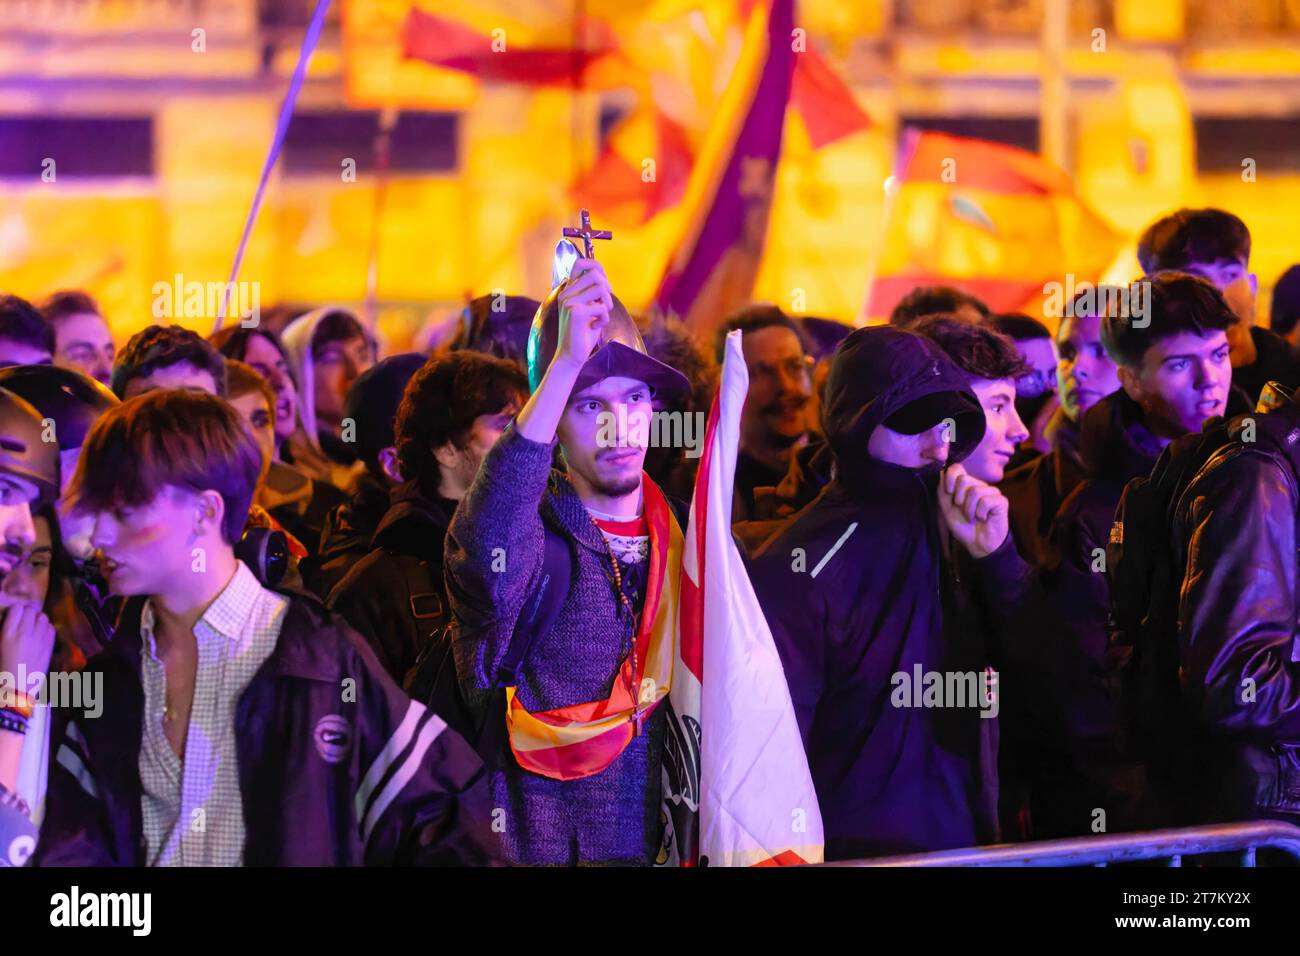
[504,477,682,781]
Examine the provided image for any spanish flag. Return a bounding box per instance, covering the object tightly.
[652,0,795,337]
[863,129,1125,323]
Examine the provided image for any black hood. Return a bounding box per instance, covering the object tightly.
[821,325,985,473]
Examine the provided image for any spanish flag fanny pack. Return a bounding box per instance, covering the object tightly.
[504,477,683,781]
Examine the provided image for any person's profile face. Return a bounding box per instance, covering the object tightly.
[963,378,1028,483]
[88,485,207,597]
[1056,313,1121,422]
[242,333,298,442]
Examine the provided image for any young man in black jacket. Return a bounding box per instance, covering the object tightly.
[327,351,527,684]
[747,325,1034,859]
[1133,379,1300,826]
[1040,272,1234,837]
[310,352,426,597]
[36,391,490,866]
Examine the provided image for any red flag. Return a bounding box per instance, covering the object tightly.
[401,7,622,86]
[790,47,870,149]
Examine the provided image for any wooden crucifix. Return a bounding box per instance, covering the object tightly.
[562,208,612,259]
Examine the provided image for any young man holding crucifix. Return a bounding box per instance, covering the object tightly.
[444,218,693,865]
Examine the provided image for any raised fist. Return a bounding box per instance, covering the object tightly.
[553,258,614,372]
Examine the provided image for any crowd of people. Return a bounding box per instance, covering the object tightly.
[1,205,1299,866]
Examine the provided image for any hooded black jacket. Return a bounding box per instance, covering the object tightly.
[747,327,1036,859]
[309,472,396,599]
[327,480,458,684]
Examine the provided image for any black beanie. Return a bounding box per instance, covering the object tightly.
[343,352,427,469]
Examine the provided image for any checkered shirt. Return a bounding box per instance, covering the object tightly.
[138,561,287,866]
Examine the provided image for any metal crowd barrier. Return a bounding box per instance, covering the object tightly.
[822,821,1300,867]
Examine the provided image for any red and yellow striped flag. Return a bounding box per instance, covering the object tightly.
[863,129,1124,323]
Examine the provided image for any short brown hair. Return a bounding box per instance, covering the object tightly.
[396,351,528,490]
[913,315,1030,381]
[1100,272,1235,369]
[40,290,102,326]
[68,390,260,545]
[111,324,228,399]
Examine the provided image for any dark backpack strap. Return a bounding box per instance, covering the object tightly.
[391,552,446,628]
[496,524,572,687]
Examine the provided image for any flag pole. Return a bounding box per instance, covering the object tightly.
[857,126,918,327]
[1040,0,1068,171]
[214,0,333,334]
[362,106,399,334]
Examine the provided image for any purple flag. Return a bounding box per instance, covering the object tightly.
[653,0,795,335]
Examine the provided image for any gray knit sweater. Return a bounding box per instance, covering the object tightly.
[444,424,665,865]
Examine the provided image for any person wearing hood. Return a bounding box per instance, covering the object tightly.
[308,353,427,598]
[327,351,528,683]
[999,288,1124,570]
[448,292,540,366]
[746,325,1035,860]
[1036,272,1236,837]
[443,254,691,865]
[279,307,377,490]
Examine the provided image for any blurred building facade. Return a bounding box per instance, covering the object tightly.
[0,0,1298,346]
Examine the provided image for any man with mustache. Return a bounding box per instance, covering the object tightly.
[716,305,815,521]
[444,256,692,865]
[1033,272,1235,838]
